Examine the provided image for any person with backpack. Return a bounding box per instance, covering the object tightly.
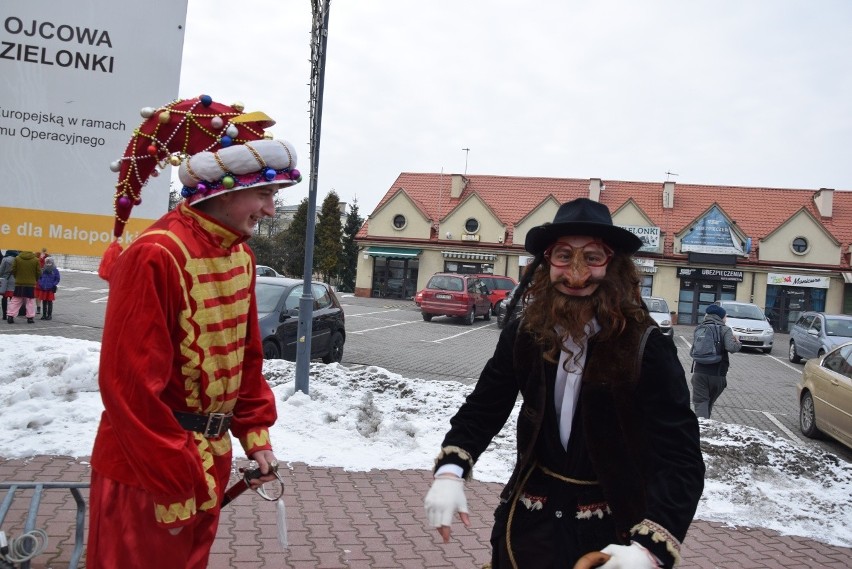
[690,304,741,419]
[423,198,704,569]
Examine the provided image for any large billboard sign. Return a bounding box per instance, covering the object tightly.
[1,0,188,256]
[680,206,745,256]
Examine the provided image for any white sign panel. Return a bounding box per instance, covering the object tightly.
[621,225,661,252]
[767,273,830,289]
[1,0,188,256]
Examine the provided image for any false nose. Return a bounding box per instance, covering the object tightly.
[563,260,591,286]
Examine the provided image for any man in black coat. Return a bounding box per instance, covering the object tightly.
[424,198,705,568]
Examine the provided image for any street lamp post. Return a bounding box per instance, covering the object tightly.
[295,0,331,395]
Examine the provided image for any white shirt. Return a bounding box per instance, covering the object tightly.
[435,318,600,478]
[554,319,600,449]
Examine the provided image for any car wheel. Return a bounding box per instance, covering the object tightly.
[263,339,281,360]
[464,308,475,325]
[799,391,821,439]
[422,312,433,322]
[788,342,801,363]
[322,331,344,364]
[761,347,771,354]
[483,307,491,321]
[818,349,825,359]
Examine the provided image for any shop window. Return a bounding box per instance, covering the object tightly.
[393,214,407,230]
[464,218,480,233]
[791,237,809,255]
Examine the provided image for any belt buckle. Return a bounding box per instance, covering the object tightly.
[203,412,230,438]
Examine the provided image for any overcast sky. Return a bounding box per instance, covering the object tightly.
[178,1,852,215]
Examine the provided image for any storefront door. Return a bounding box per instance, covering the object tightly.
[371,257,419,300]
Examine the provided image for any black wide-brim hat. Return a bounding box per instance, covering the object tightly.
[525,198,643,255]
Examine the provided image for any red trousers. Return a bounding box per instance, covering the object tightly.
[87,471,220,569]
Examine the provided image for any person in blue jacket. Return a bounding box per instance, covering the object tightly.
[36,256,61,321]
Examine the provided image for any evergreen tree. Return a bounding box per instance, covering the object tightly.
[339,199,364,292]
[281,198,311,277]
[315,191,344,282]
[246,234,284,271]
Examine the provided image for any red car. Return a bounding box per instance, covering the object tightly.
[472,274,518,314]
[420,273,491,325]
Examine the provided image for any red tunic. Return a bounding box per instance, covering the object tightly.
[91,202,276,529]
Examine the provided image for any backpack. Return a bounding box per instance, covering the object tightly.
[690,322,723,364]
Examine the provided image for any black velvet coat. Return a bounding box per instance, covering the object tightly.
[436,315,705,567]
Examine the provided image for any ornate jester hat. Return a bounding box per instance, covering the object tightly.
[100,94,301,279]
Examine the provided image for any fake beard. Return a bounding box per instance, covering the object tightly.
[544,276,604,343]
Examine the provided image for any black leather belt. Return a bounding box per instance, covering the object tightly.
[173,411,233,438]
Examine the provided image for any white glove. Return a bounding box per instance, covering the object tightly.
[424,475,468,528]
[599,542,660,568]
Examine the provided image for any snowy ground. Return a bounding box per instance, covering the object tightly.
[1,334,851,547]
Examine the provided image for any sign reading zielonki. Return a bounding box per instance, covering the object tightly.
[0,0,188,256]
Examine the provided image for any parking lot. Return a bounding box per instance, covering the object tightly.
[8,270,850,464]
[337,293,852,464]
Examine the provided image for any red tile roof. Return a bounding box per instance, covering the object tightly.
[358,173,852,258]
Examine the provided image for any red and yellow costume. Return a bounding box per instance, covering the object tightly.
[88,202,276,568]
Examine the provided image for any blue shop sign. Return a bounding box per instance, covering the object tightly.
[681,206,745,256]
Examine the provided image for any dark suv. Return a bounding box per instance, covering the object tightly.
[788,311,852,363]
[420,273,492,325]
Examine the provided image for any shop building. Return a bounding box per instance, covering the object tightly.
[355,174,852,327]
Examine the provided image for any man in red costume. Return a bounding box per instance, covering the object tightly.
[88,95,301,568]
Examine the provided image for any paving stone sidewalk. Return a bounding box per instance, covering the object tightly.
[1,456,850,568]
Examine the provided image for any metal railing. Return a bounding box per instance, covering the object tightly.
[0,482,88,569]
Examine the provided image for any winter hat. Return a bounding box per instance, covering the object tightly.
[100,95,302,280]
[43,257,55,271]
[525,198,642,256]
[706,304,727,318]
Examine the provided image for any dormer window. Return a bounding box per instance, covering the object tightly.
[464,217,480,234]
[393,214,407,230]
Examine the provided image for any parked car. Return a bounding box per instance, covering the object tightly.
[789,312,852,363]
[256,265,283,278]
[797,341,852,450]
[473,274,518,314]
[414,289,424,306]
[255,276,345,363]
[716,301,774,353]
[642,296,673,337]
[496,284,525,329]
[420,273,491,325]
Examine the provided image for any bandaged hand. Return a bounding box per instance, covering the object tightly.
[598,542,661,568]
[424,474,470,543]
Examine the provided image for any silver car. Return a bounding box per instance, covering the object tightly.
[789,312,852,363]
[717,301,774,353]
[642,296,673,337]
